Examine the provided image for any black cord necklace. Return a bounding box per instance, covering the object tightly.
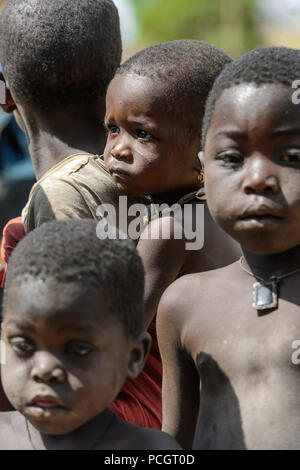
[239,256,300,311]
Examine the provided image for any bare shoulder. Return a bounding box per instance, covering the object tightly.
[103,413,182,450]
[140,214,186,249]
[158,261,240,325]
[157,261,242,363]
[127,425,182,450]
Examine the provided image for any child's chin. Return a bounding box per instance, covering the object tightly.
[22,406,77,435]
[116,181,142,197]
[236,236,291,256]
[27,416,79,436]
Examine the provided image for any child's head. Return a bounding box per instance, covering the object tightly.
[0,0,121,115]
[1,220,150,435]
[103,40,231,197]
[202,46,300,255]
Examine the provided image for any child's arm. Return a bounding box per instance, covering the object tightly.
[137,215,186,329]
[157,278,200,449]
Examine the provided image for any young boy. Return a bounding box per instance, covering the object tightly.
[0,219,181,450]
[104,40,240,428]
[157,46,300,449]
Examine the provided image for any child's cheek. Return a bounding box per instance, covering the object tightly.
[1,352,29,407]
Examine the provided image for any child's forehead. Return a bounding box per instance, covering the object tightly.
[4,276,109,324]
[108,73,170,111]
[216,82,292,111]
[212,82,297,129]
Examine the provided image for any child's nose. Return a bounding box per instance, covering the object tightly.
[31,351,66,384]
[111,135,132,162]
[242,154,280,195]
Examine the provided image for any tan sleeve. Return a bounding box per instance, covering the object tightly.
[23,178,93,232]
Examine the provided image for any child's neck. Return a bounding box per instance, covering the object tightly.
[242,245,300,279]
[24,108,106,180]
[152,182,201,206]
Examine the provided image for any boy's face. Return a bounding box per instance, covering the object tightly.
[1,277,141,435]
[103,73,200,197]
[204,83,300,254]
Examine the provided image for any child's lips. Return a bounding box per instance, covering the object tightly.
[28,395,67,409]
[237,212,284,230]
[110,169,132,183]
[237,204,285,228]
[27,397,68,418]
[109,164,131,177]
[34,400,63,408]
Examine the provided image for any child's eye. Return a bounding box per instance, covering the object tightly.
[136,129,152,139]
[106,124,120,135]
[216,151,243,166]
[10,337,35,355]
[279,149,300,163]
[66,341,93,357]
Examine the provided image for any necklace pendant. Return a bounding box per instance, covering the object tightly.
[252,279,278,311]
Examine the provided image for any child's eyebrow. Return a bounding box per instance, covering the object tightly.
[271,126,300,137]
[213,130,249,140]
[56,323,100,335]
[3,320,36,332]
[130,121,157,131]
[3,321,100,335]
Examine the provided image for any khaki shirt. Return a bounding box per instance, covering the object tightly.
[22,153,149,234]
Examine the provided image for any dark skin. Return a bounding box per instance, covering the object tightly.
[0,74,106,180]
[104,73,201,201]
[157,83,300,449]
[0,277,181,450]
[104,73,240,328]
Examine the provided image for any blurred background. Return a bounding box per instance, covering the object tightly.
[1,0,300,251]
[115,0,300,58]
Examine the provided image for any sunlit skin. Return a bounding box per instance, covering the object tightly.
[204,83,300,255]
[158,83,300,450]
[1,277,146,436]
[103,73,201,202]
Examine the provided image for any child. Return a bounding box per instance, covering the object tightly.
[104,40,240,428]
[157,46,300,449]
[104,40,240,327]
[0,219,181,450]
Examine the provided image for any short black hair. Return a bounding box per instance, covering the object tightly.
[4,220,144,338]
[117,40,232,139]
[202,46,300,146]
[0,0,122,110]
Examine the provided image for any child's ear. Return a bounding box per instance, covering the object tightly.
[0,73,17,114]
[127,331,152,380]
